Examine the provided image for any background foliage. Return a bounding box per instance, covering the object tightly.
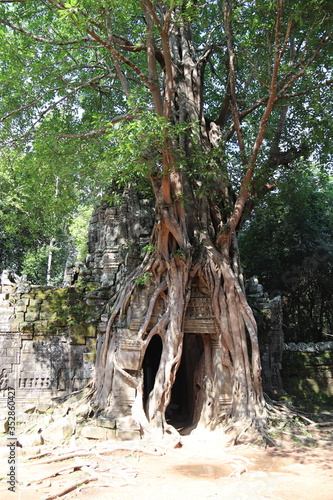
[239,165,333,342]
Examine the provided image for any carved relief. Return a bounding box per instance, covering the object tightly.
[117,339,143,371]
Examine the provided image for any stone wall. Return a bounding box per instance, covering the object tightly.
[282,342,333,402]
[0,274,108,406]
[0,189,153,409]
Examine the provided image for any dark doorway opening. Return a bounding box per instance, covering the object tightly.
[142,334,163,406]
[166,333,203,431]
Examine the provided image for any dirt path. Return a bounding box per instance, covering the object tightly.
[1,430,332,500]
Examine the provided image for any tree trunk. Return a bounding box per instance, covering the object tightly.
[46,237,56,286]
[91,14,265,438]
[91,221,265,436]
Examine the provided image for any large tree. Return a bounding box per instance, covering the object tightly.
[0,0,332,437]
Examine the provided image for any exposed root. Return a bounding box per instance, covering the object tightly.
[263,395,333,447]
[27,441,165,465]
[34,462,93,483]
[221,393,333,448]
[21,439,167,498]
[91,233,287,440]
[138,279,167,339]
[41,477,98,500]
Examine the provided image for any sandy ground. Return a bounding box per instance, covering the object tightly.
[1,430,333,500]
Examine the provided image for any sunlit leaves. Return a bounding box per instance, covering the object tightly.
[0,0,332,282]
[99,111,190,185]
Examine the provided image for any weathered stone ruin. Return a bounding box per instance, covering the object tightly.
[0,190,294,434]
[246,277,284,395]
[0,273,99,402]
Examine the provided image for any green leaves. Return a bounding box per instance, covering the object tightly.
[68,205,94,261]
[100,111,190,184]
[239,164,333,342]
[0,0,331,285]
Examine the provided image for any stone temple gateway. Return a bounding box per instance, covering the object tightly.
[0,190,285,432]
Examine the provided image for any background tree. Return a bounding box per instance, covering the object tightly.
[0,0,332,438]
[239,165,333,343]
[0,147,94,284]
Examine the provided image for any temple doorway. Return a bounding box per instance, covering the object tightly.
[142,334,163,406]
[166,333,204,430]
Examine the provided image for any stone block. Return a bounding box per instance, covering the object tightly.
[0,306,15,315]
[83,352,95,363]
[116,429,141,440]
[33,320,49,334]
[78,424,114,440]
[19,322,34,334]
[39,310,53,320]
[117,339,143,370]
[83,324,96,338]
[84,337,96,348]
[70,335,86,345]
[6,348,19,359]
[25,310,40,322]
[16,298,30,308]
[16,304,27,313]
[29,298,43,307]
[9,322,20,333]
[42,414,76,443]
[1,285,16,294]
[0,316,13,328]
[74,403,91,419]
[17,433,44,448]
[36,402,52,413]
[0,357,8,370]
[115,416,141,440]
[96,416,116,429]
[98,322,107,333]
[33,335,49,342]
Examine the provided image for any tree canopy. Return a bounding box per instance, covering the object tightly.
[0,0,332,279]
[0,1,332,178]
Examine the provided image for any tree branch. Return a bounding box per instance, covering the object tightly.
[143,0,162,31]
[224,0,283,240]
[0,17,92,45]
[86,28,152,89]
[161,6,175,119]
[143,2,164,115]
[279,78,333,100]
[277,33,330,98]
[104,11,130,96]
[31,73,110,127]
[223,0,247,165]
